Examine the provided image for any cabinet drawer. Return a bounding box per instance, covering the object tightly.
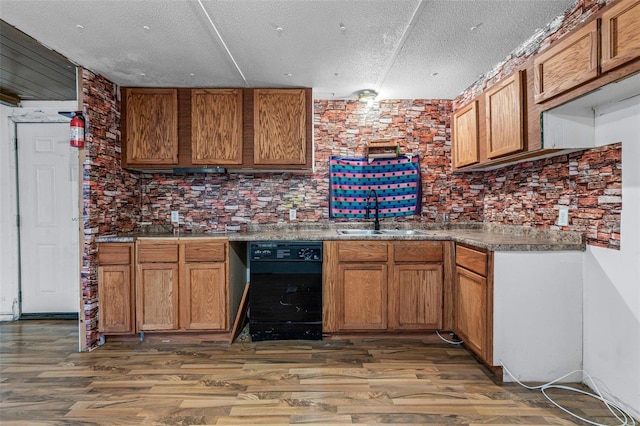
[184,242,226,262]
[394,241,443,262]
[456,245,487,276]
[137,244,179,263]
[98,244,132,265]
[338,241,388,262]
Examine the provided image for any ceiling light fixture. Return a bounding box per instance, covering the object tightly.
[357,89,378,104]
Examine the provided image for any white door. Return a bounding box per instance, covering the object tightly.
[17,123,79,314]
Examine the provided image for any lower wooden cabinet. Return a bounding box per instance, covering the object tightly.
[453,245,491,363]
[324,240,445,333]
[136,262,179,331]
[180,241,227,330]
[97,243,135,335]
[98,239,230,336]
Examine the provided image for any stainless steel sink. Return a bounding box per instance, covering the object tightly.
[337,229,384,235]
[336,229,428,236]
[380,229,425,235]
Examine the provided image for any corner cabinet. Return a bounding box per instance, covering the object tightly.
[485,71,526,159]
[452,243,584,382]
[453,245,492,363]
[97,243,135,335]
[452,100,480,168]
[253,88,308,166]
[191,89,243,165]
[323,240,447,333]
[122,88,179,167]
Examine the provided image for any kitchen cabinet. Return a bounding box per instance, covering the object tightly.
[191,89,242,165]
[390,241,443,330]
[534,20,599,103]
[485,70,526,159]
[452,100,480,168]
[601,0,640,72]
[334,241,389,331]
[323,240,445,333]
[180,241,227,330]
[97,243,135,335]
[135,239,229,333]
[122,88,178,167]
[253,88,307,166]
[136,240,180,331]
[453,245,491,363]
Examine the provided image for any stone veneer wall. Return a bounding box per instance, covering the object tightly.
[81,69,139,349]
[453,0,622,249]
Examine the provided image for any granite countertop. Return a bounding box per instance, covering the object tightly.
[97,222,585,251]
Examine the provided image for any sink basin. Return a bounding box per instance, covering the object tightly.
[337,229,384,235]
[380,229,425,235]
[336,229,428,236]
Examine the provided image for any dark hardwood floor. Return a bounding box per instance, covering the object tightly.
[0,320,621,425]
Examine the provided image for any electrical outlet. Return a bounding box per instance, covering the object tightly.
[171,211,180,223]
[443,213,450,223]
[289,208,297,221]
[558,208,569,226]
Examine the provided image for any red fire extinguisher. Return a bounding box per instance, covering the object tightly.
[70,111,85,148]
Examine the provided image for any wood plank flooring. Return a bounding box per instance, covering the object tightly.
[0,320,621,425]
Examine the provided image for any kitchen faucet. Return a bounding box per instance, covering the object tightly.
[365,189,380,231]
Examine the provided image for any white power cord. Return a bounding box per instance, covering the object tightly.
[502,363,637,426]
[436,330,464,345]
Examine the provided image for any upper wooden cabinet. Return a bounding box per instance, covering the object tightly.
[534,20,599,103]
[452,100,479,168]
[121,87,311,171]
[601,0,640,72]
[123,88,178,166]
[253,89,307,165]
[191,89,242,165]
[485,71,526,159]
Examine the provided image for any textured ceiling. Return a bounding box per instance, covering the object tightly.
[0,0,576,101]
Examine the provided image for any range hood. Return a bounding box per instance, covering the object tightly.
[542,72,640,149]
[172,167,227,174]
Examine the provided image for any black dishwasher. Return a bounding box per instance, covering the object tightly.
[249,241,322,341]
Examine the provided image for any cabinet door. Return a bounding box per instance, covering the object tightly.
[191,89,242,165]
[454,266,487,360]
[392,264,443,330]
[254,89,306,165]
[534,20,599,103]
[452,101,479,168]
[98,265,134,334]
[136,263,179,331]
[181,262,227,330]
[485,71,525,159]
[124,88,178,165]
[338,263,388,330]
[601,0,640,72]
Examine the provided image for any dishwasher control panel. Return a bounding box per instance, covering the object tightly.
[250,241,322,262]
